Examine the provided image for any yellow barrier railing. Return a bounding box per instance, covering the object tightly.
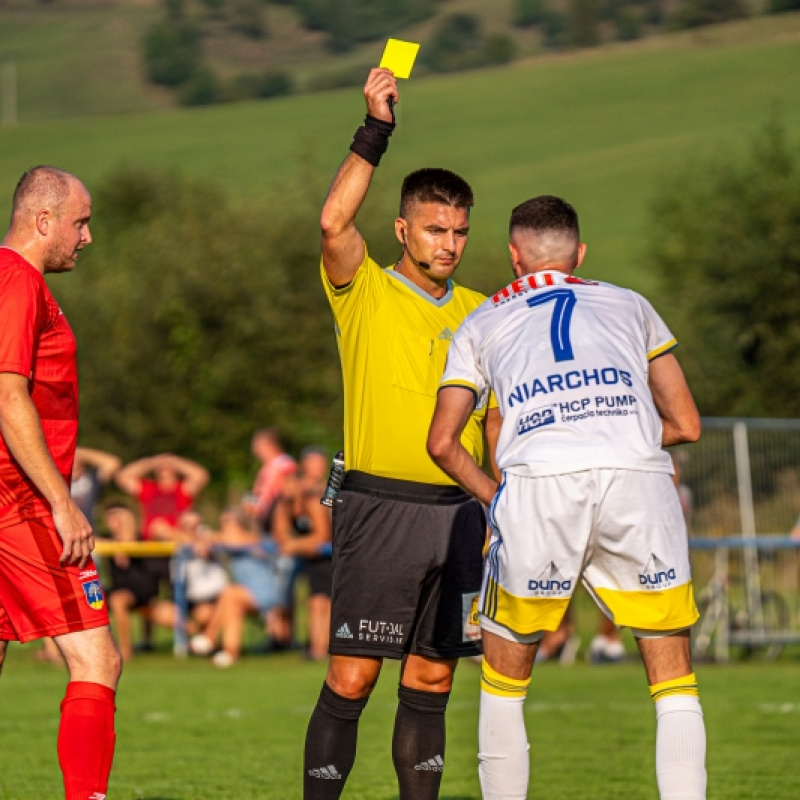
[93,540,179,557]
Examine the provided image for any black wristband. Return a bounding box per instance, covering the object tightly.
[349,114,396,167]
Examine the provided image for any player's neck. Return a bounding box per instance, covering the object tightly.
[0,237,44,273]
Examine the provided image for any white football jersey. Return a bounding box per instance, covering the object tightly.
[440,269,677,477]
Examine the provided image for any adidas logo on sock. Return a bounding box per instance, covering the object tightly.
[414,755,444,772]
[335,623,353,639]
[307,764,343,780]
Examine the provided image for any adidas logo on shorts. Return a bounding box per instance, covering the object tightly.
[308,765,343,780]
[414,755,444,772]
[335,623,353,639]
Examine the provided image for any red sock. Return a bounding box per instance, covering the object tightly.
[57,681,117,800]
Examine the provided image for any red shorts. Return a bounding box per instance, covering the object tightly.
[0,517,109,643]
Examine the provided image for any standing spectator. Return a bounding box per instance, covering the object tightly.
[0,165,121,799]
[303,69,491,800]
[71,445,121,523]
[115,453,209,540]
[250,428,297,529]
[249,428,297,650]
[427,194,705,799]
[272,446,333,661]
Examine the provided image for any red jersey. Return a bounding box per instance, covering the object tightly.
[0,248,79,529]
[137,479,194,540]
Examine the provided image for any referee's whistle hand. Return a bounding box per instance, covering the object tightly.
[53,500,95,568]
[364,68,398,123]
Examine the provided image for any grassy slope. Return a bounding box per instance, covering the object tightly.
[0,646,798,798]
[1,14,799,295]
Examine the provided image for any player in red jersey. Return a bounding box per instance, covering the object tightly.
[0,166,122,800]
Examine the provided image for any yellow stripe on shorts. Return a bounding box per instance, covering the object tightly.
[481,659,531,698]
[650,672,699,703]
[481,577,570,634]
[594,582,699,631]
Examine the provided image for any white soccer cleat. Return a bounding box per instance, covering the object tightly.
[212,650,235,668]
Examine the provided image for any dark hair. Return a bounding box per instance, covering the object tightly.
[399,168,474,218]
[11,165,73,219]
[509,195,580,240]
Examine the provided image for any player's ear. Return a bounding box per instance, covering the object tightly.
[394,218,407,246]
[575,242,587,270]
[508,242,524,278]
[35,209,50,237]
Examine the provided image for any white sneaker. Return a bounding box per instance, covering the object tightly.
[212,650,235,668]
[189,634,214,656]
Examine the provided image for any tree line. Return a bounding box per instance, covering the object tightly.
[51,121,800,499]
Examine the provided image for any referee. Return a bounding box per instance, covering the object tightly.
[303,69,495,800]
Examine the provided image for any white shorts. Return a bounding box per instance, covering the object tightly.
[479,469,699,639]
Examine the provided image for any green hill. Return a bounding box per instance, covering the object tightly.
[1,12,799,295]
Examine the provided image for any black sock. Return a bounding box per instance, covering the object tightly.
[392,685,450,800]
[303,683,368,800]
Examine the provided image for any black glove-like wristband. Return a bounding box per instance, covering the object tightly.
[350,114,396,167]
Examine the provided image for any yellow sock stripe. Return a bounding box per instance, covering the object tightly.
[649,672,699,704]
[481,660,531,699]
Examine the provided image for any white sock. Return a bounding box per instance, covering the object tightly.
[478,690,529,800]
[655,695,707,799]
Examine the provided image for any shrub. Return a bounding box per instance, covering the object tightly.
[143,21,203,88]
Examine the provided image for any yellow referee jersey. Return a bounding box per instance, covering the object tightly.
[322,246,489,485]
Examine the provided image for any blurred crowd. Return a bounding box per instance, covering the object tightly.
[40,429,332,668]
[38,437,703,669]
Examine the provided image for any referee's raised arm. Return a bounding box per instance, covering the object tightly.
[320,68,398,287]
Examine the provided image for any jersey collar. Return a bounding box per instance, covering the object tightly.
[387,268,454,307]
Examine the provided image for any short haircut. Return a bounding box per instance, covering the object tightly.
[300,445,327,462]
[253,427,282,448]
[11,165,75,220]
[399,168,474,218]
[509,195,580,241]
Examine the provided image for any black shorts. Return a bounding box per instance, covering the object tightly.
[108,560,160,610]
[303,557,332,598]
[329,471,485,660]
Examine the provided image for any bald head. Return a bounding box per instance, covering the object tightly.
[11,166,76,225]
[508,195,583,274]
[3,165,92,274]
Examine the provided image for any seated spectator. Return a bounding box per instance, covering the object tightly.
[152,511,229,636]
[190,508,286,667]
[272,446,333,661]
[103,502,176,661]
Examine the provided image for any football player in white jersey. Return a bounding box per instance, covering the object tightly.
[427,195,706,800]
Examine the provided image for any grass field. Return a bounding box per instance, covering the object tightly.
[0,642,798,799]
[2,14,800,297]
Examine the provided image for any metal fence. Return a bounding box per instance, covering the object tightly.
[684,418,800,660]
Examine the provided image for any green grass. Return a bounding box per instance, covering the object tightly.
[2,14,800,297]
[0,643,798,799]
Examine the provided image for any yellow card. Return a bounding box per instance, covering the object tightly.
[379,39,420,80]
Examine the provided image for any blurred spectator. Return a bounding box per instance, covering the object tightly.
[115,452,209,600]
[115,453,210,540]
[103,502,176,661]
[70,446,122,523]
[536,608,580,665]
[273,446,333,661]
[189,507,285,667]
[248,428,297,650]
